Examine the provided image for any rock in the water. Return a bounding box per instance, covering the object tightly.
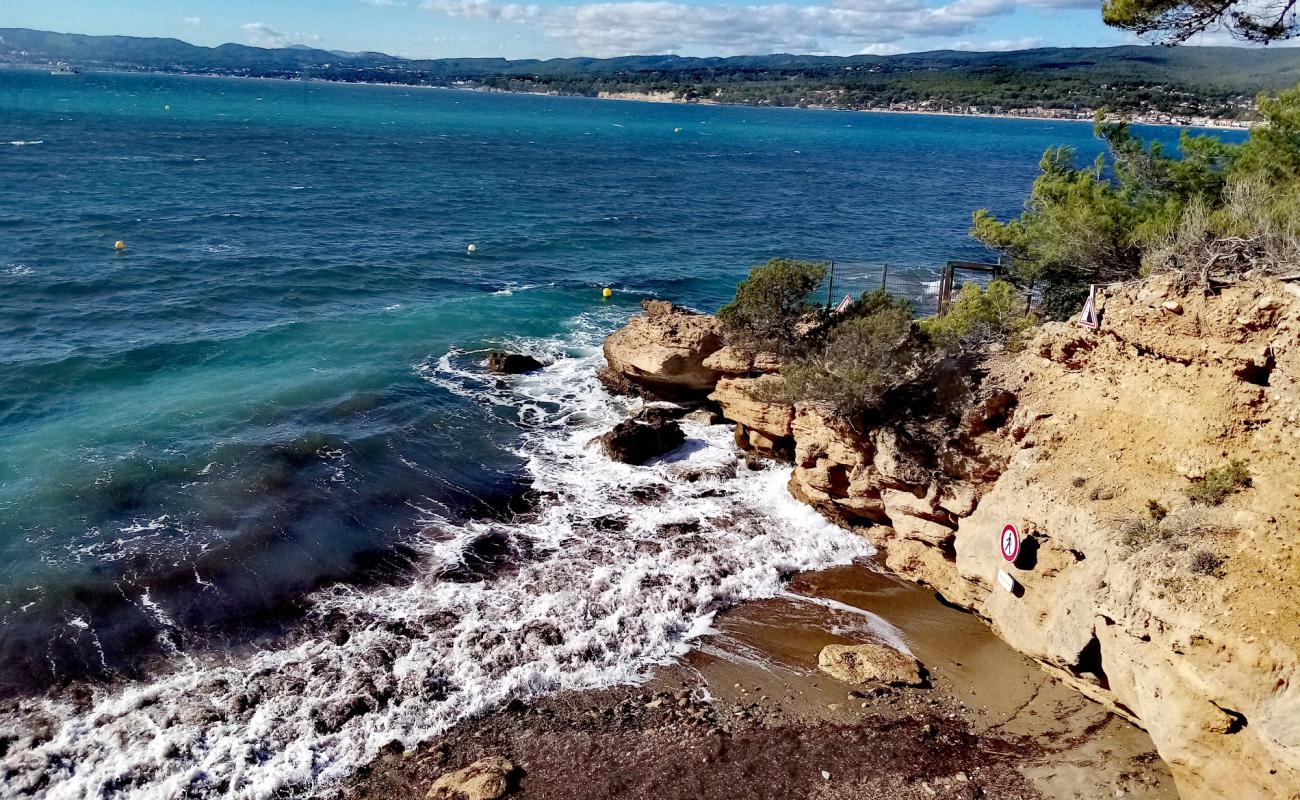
[817,642,925,687]
[684,408,723,426]
[487,351,544,374]
[427,756,514,800]
[634,405,690,425]
[598,417,685,465]
[601,300,724,397]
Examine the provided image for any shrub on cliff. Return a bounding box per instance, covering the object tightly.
[1185,459,1251,505]
[919,280,1034,352]
[717,258,827,355]
[770,296,919,418]
[973,84,1300,318]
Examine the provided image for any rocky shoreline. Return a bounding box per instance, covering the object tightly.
[345,565,1175,800]
[343,276,1297,800]
[589,279,1300,800]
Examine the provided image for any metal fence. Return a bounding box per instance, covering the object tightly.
[822,262,944,316]
[823,260,1020,317]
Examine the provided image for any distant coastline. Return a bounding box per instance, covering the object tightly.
[5,29,1281,130]
[589,88,1254,131]
[8,63,1253,132]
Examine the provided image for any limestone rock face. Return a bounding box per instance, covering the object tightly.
[709,375,795,457]
[817,642,925,687]
[426,756,514,800]
[787,402,985,538]
[701,346,782,375]
[709,376,792,437]
[601,300,723,397]
[598,278,1300,800]
[932,279,1300,800]
[788,404,884,524]
[799,278,1299,800]
[883,278,1298,800]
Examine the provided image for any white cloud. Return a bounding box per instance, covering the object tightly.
[417,0,1086,55]
[951,36,1048,50]
[423,0,541,21]
[858,42,906,55]
[1023,0,1097,7]
[239,22,322,49]
[182,16,202,27]
[359,0,407,6]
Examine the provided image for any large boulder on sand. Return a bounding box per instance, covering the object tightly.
[601,300,724,397]
[426,756,515,800]
[598,415,685,464]
[817,642,926,687]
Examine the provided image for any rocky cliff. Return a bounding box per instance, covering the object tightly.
[601,282,1300,800]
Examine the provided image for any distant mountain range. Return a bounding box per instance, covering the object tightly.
[5,27,1300,119]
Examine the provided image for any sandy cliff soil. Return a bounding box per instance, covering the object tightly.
[602,278,1300,799]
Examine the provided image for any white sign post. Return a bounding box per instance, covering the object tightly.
[996,570,1017,594]
[1077,284,1099,330]
[997,523,1022,595]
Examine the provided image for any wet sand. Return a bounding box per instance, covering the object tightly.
[340,564,1176,800]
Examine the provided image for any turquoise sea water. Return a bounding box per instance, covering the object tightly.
[0,70,1245,797]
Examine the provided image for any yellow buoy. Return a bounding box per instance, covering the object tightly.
[467,244,477,254]
[114,240,126,251]
[602,287,612,298]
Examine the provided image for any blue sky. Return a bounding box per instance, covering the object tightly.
[2,0,1203,59]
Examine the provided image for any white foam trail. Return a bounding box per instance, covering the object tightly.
[0,309,872,799]
[489,282,547,296]
[778,592,912,656]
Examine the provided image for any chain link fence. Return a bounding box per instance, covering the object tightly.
[823,260,1023,317]
[821,262,944,316]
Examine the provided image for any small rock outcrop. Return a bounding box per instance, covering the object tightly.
[683,408,723,426]
[598,416,685,464]
[818,642,926,687]
[701,345,782,375]
[600,300,724,397]
[486,351,544,374]
[426,756,515,800]
[709,375,795,457]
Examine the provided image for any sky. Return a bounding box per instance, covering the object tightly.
[0,0,1254,59]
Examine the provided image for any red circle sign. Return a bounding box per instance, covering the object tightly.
[1000,524,1020,562]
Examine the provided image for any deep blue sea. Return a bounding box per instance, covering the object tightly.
[0,69,1245,797]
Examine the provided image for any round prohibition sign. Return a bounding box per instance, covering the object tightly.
[1000,523,1021,562]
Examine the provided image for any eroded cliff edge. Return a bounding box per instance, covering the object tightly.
[600,280,1300,800]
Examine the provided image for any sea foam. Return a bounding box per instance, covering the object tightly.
[0,309,872,799]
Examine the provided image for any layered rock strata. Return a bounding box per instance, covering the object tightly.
[599,278,1300,800]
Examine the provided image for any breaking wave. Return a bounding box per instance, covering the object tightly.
[0,310,872,799]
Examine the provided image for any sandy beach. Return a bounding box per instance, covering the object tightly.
[340,564,1176,800]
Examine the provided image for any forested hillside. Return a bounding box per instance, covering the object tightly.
[6,28,1300,119]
